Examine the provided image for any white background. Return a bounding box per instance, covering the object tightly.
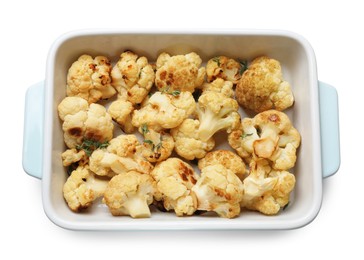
[1,0,361,259]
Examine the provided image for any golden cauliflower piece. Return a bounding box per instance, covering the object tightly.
[132,91,196,131]
[111,51,155,105]
[140,126,174,163]
[170,119,215,161]
[66,54,116,103]
[89,134,153,177]
[228,110,301,170]
[206,56,242,84]
[61,148,87,167]
[241,159,295,215]
[235,56,294,112]
[155,52,206,93]
[150,158,199,216]
[103,171,157,218]
[198,150,246,180]
[191,164,244,218]
[200,78,234,98]
[58,97,114,149]
[108,98,135,133]
[63,165,109,211]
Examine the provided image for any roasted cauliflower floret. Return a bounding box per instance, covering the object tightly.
[108,98,135,133]
[235,56,294,112]
[200,78,234,98]
[241,159,295,215]
[228,110,301,170]
[58,97,114,149]
[206,56,243,84]
[150,158,199,216]
[66,54,116,103]
[140,126,174,163]
[111,51,155,105]
[170,119,215,160]
[132,91,196,131]
[103,171,157,218]
[63,165,109,211]
[196,91,241,142]
[89,135,153,177]
[198,150,246,180]
[191,164,244,218]
[155,52,206,93]
[61,148,87,167]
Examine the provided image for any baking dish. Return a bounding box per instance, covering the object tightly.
[22,29,340,230]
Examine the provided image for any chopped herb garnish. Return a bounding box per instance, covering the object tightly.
[239,60,248,75]
[143,139,154,145]
[171,90,181,97]
[161,86,181,97]
[212,57,221,66]
[155,142,163,151]
[241,133,253,139]
[76,139,109,157]
[141,124,149,135]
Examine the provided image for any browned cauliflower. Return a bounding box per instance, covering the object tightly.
[140,126,174,163]
[63,165,109,211]
[132,91,196,131]
[58,97,114,149]
[241,159,295,215]
[200,78,234,98]
[170,119,215,161]
[191,164,244,218]
[89,135,153,177]
[66,54,116,103]
[111,51,155,105]
[107,98,135,133]
[103,171,157,218]
[235,56,294,112]
[61,148,87,167]
[228,110,301,170]
[198,150,246,180]
[206,56,243,84]
[155,52,206,93]
[150,158,199,216]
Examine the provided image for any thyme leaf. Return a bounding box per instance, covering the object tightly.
[239,60,248,75]
[141,124,149,135]
[241,133,253,139]
[76,139,109,157]
[212,57,221,66]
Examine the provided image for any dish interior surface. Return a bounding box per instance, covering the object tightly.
[42,31,322,230]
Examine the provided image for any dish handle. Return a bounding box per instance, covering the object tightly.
[22,81,44,179]
[319,81,341,178]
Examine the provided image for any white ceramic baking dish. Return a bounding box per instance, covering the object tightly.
[22,29,340,230]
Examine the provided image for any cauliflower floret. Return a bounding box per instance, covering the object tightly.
[155,52,206,93]
[111,51,155,105]
[200,78,234,98]
[89,134,153,177]
[140,126,174,163]
[206,56,242,84]
[228,110,301,170]
[198,150,246,180]
[235,56,294,112]
[61,148,87,167]
[66,55,116,103]
[58,97,114,149]
[191,164,244,218]
[170,119,215,160]
[150,158,199,216]
[241,159,295,215]
[196,91,241,142]
[132,91,196,131]
[108,98,135,133]
[103,171,157,218]
[63,165,109,211]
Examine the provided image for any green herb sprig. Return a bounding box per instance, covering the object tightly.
[241,133,253,139]
[76,139,109,157]
[160,86,181,97]
[239,60,248,75]
[212,57,221,66]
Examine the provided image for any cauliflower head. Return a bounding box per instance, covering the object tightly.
[63,165,109,211]
[150,158,199,216]
[196,91,241,142]
[58,97,114,149]
[66,54,116,103]
[198,150,246,180]
[132,91,196,131]
[228,110,301,170]
[111,51,155,105]
[103,171,157,218]
[200,78,234,98]
[61,148,87,167]
[191,164,244,218]
[170,118,215,160]
[241,159,295,215]
[206,56,242,84]
[155,52,206,93]
[89,134,153,177]
[108,98,135,133]
[235,56,294,112]
[140,126,174,163]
